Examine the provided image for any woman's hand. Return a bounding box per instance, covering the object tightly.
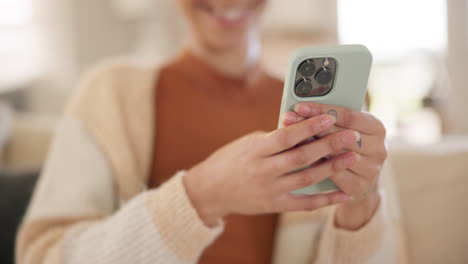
[184,114,361,227]
[282,102,387,230]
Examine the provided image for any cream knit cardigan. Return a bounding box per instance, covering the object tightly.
[16,59,406,264]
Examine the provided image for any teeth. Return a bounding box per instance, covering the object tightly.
[215,8,246,20]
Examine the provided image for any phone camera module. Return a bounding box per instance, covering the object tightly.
[295,57,336,97]
[299,60,316,77]
[295,78,313,97]
[316,68,333,85]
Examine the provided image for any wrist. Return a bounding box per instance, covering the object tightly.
[183,167,226,228]
[334,190,381,230]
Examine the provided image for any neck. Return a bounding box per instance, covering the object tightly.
[187,29,262,79]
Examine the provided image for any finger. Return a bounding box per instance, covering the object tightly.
[275,191,352,212]
[329,169,371,197]
[268,129,360,173]
[293,102,386,136]
[315,126,346,159]
[281,112,306,127]
[326,132,387,159]
[275,152,359,193]
[283,113,386,158]
[261,114,336,155]
[348,156,382,181]
[315,125,342,138]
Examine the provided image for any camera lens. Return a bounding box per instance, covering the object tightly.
[295,79,313,97]
[299,60,316,77]
[316,68,333,85]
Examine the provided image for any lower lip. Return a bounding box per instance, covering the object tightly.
[212,14,249,27]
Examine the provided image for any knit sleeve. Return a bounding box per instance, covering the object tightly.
[313,162,407,264]
[16,117,223,264]
[314,199,387,263]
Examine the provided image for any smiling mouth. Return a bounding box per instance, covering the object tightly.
[195,1,261,25]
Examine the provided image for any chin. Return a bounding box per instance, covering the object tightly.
[204,32,249,52]
[205,41,243,53]
[180,0,264,52]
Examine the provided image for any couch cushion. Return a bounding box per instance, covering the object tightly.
[389,136,468,264]
[0,170,39,264]
[3,113,55,170]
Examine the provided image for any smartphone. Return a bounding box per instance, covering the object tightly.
[278,44,373,195]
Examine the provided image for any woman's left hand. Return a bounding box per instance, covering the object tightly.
[281,102,388,230]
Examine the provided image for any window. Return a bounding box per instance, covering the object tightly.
[0,0,34,25]
[0,0,43,91]
[337,0,447,143]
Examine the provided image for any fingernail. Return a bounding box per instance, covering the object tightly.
[294,104,310,115]
[342,131,360,144]
[321,115,336,127]
[327,109,338,119]
[353,131,361,143]
[283,113,297,124]
[295,104,317,115]
[343,195,355,201]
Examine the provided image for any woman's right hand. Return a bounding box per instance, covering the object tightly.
[184,114,361,227]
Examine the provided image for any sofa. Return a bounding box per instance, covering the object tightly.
[389,137,468,264]
[0,113,54,264]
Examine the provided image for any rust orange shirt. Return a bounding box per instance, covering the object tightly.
[149,52,283,264]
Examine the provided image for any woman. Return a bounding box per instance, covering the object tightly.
[17,0,405,263]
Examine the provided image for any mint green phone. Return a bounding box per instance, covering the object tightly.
[278,44,373,195]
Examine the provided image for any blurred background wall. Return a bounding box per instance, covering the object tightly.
[447,0,468,133]
[1,1,468,264]
[2,0,340,114]
[0,0,466,168]
[2,0,466,136]
[1,0,467,169]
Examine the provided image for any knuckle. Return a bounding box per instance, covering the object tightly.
[341,108,355,128]
[355,178,369,194]
[368,114,386,136]
[275,129,293,149]
[244,130,266,148]
[381,144,389,160]
[332,156,347,172]
[376,143,389,161]
[290,151,308,167]
[376,118,387,136]
[328,135,343,153]
[306,118,323,134]
[379,151,388,162]
[298,173,314,187]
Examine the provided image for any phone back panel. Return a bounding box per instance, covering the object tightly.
[278,44,373,195]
